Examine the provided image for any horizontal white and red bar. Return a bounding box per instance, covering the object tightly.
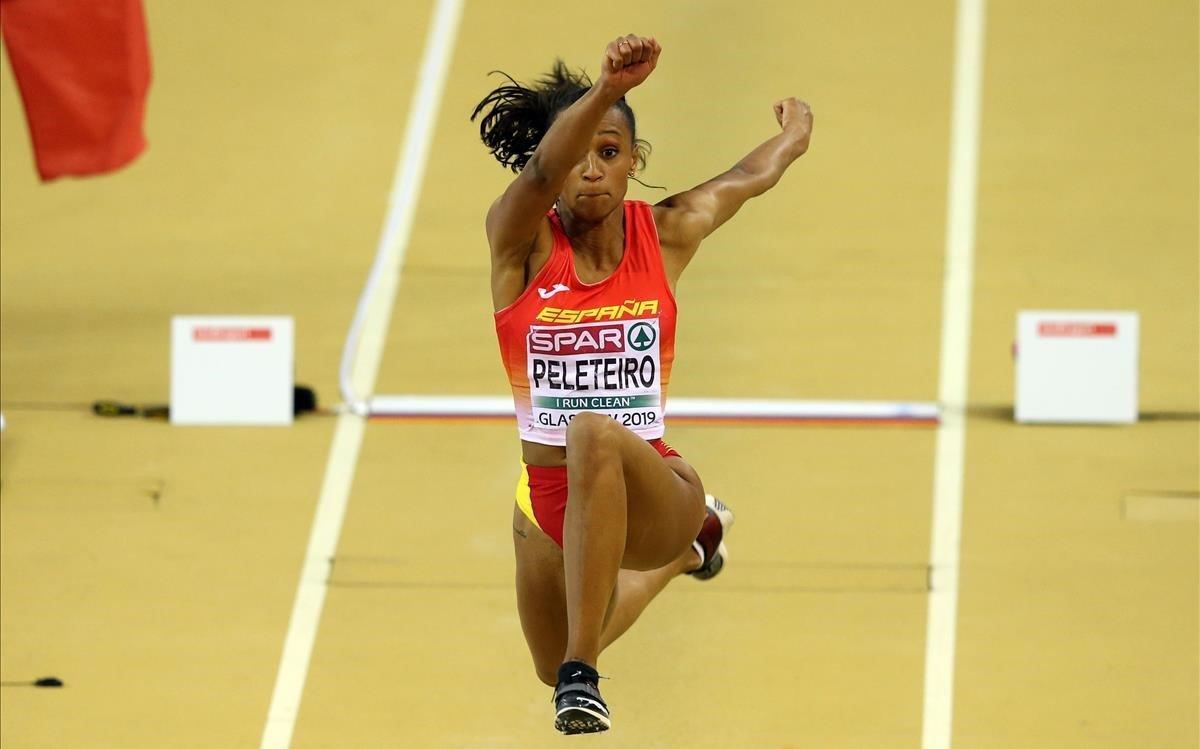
[368,395,940,426]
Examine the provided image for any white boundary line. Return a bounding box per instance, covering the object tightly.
[921,0,986,747]
[369,394,940,421]
[259,1,463,746]
[337,0,463,411]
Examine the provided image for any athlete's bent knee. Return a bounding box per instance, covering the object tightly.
[565,411,620,458]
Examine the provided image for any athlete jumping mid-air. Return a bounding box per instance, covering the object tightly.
[472,33,813,734]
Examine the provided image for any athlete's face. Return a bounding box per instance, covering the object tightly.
[558,109,635,221]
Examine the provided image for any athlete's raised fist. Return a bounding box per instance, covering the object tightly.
[597,35,661,98]
[774,98,813,154]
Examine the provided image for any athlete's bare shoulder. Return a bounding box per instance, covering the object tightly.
[650,199,708,285]
[651,199,707,252]
[490,213,555,312]
[524,217,556,281]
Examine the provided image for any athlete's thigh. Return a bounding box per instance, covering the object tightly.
[609,428,707,571]
[512,505,567,685]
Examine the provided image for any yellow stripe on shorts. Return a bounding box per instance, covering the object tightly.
[514,462,541,530]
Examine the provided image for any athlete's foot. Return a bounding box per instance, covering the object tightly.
[553,660,610,734]
[688,494,734,580]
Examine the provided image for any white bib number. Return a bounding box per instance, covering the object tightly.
[526,319,662,433]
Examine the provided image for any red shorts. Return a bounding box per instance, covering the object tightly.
[515,438,682,548]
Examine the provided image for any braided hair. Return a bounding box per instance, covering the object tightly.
[471,60,650,175]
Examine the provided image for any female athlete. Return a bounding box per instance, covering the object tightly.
[472,34,812,734]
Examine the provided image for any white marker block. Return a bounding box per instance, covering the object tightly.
[1015,311,1138,424]
[171,316,294,425]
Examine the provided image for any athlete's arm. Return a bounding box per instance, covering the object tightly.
[486,36,661,309]
[654,98,813,281]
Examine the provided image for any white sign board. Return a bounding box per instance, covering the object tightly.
[1015,311,1138,424]
[171,316,293,425]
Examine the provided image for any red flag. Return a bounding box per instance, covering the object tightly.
[1,0,151,181]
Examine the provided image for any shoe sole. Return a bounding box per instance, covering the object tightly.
[555,706,611,734]
[706,493,735,530]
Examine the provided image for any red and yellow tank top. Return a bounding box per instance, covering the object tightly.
[494,200,677,446]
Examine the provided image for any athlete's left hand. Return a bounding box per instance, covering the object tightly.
[774,98,813,154]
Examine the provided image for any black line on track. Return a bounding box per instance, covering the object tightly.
[966,404,1200,423]
[326,579,927,595]
[327,580,507,591]
[735,560,928,570]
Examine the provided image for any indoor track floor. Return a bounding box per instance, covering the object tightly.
[2,1,1196,747]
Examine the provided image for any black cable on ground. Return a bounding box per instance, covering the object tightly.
[0,677,64,688]
[89,385,319,419]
